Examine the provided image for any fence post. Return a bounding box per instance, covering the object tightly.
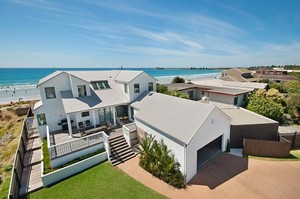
[17,150,25,168]
[20,136,26,153]
[292,131,297,149]
[13,169,21,187]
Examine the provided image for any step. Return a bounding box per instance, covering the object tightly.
[24,149,41,167]
[26,137,41,151]
[110,142,128,152]
[27,128,39,140]
[19,163,43,196]
[110,148,134,158]
[109,135,123,142]
[110,149,135,162]
[112,154,136,166]
[110,146,132,156]
[109,137,126,145]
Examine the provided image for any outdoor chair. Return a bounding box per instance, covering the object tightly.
[78,122,85,129]
[85,120,92,127]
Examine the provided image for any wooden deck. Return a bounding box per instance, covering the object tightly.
[50,125,125,145]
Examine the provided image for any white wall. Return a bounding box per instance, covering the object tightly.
[51,143,103,167]
[205,93,245,106]
[128,72,157,102]
[35,72,71,133]
[69,75,91,97]
[185,108,230,182]
[135,119,186,175]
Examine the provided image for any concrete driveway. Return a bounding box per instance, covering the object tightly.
[117,153,300,199]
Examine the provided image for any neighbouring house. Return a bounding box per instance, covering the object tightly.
[131,92,231,182]
[221,68,258,82]
[33,70,157,167]
[165,83,252,107]
[253,68,299,82]
[192,79,267,90]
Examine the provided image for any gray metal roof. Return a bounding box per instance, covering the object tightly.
[132,92,218,145]
[61,79,129,114]
[165,83,251,96]
[38,71,63,85]
[38,70,154,86]
[221,107,278,125]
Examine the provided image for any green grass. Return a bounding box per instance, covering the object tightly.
[29,162,166,199]
[248,150,300,161]
[0,177,11,199]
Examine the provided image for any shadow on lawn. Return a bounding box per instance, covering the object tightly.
[189,153,248,189]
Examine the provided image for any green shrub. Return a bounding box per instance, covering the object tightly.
[139,135,186,189]
[171,76,185,83]
[4,164,13,172]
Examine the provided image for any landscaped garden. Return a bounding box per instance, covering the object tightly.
[30,162,166,199]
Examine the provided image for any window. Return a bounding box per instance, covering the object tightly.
[91,81,110,90]
[187,91,194,99]
[37,114,47,126]
[124,84,128,93]
[81,111,90,117]
[77,85,87,97]
[45,87,56,99]
[243,94,247,102]
[134,84,140,93]
[148,82,153,91]
[234,97,238,105]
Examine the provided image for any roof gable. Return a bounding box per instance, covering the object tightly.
[132,92,221,145]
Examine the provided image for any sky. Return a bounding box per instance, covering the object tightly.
[1,0,300,68]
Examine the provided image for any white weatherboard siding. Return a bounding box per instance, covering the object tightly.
[128,73,157,101]
[135,119,186,175]
[35,73,72,134]
[207,93,245,106]
[69,75,91,97]
[185,108,230,182]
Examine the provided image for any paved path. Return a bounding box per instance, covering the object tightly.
[117,153,300,199]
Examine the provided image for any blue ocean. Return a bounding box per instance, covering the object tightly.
[0,68,220,86]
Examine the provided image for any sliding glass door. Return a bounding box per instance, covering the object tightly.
[98,107,113,125]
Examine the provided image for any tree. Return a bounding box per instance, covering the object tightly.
[156,84,168,94]
[280,80,300,93]
[284,93,300,123]
[171,76,185,83]
[156,84,189,99]
[247,90,284,122]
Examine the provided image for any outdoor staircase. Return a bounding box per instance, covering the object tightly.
[109,135,136,166]
[19,118,43,197]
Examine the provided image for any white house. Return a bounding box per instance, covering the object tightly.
[165,83,251,107]
[131,92,231,182]
[33,70,157,139]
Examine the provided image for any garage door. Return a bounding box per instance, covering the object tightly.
[197,135,222,170]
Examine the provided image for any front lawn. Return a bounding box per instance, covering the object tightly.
[29,162,166,199]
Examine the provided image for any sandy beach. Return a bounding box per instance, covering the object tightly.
[0,84,40,104]
[0,73,220,105]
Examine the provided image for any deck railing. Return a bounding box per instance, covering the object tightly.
[122,123,137,147]
[48,131,104,159]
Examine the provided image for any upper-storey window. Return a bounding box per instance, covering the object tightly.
[91,81,110,90]
[124,84,128,93]
[78,85,87,97]
[45,87,56,99]
[134,84,140,93]
[148,82,153,91]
